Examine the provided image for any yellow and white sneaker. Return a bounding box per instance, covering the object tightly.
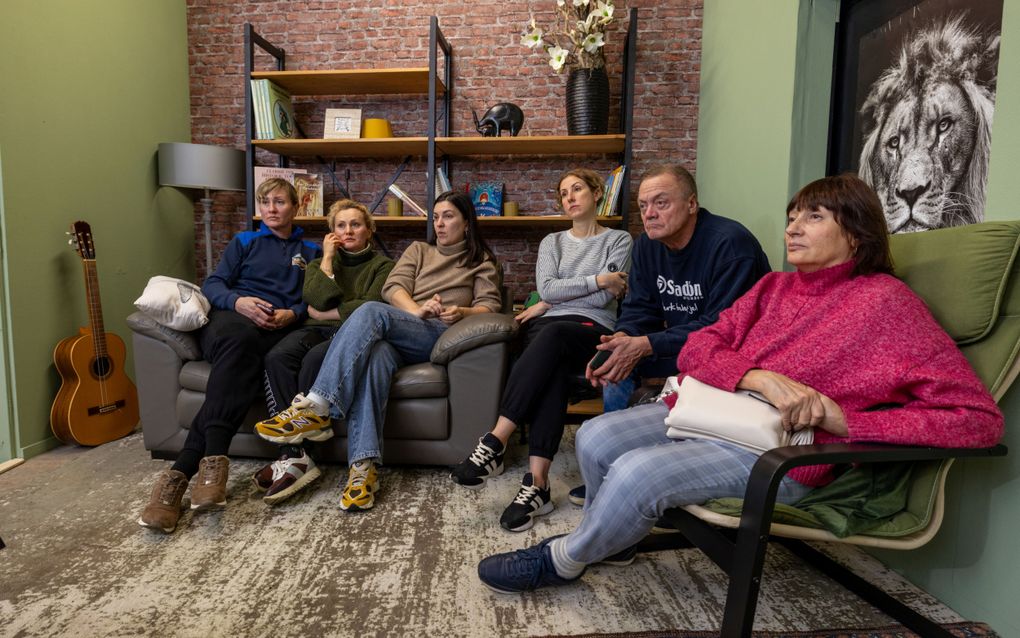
[340,460,378,512]
[255,393,333,444]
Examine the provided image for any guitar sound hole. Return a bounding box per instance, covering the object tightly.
[91,356,112,379]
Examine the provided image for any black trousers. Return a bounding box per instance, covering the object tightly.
[172,310,300,477]
[499,315,611,460]
[263,325,337,415]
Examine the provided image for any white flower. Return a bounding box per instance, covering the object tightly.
[521,0,612,71]
[547,45,568,71]
[582,32,604,53]
[521,23,544,49]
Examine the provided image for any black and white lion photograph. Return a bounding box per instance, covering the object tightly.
[848,0,1002,234]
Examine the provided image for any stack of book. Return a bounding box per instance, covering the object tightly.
[251,80,297,140]
[597,165,626,217]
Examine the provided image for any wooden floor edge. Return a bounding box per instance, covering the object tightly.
[0,458,25,475]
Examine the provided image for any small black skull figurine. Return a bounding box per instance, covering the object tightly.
[472,103,525,137]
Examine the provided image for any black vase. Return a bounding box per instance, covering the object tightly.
[565,67,610,136]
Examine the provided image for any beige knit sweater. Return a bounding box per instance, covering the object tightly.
[381,240,502,312]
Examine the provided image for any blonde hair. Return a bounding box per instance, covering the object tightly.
[255,178,298,205]
[555,168,605,211]
[327,198,375,234]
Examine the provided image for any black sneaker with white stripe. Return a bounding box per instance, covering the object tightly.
[450,433,505,489]
[500,472,554,532]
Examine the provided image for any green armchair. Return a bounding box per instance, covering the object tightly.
[644,221,1020,637]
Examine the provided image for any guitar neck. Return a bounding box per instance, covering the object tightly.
[81,259,108,357]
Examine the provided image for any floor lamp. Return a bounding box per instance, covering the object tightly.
[157,143,245,274]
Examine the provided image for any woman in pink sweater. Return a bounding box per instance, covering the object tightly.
[477,174,1004,593]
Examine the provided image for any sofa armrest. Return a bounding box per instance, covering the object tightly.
[126,311,202,361]
[430,313,517,365]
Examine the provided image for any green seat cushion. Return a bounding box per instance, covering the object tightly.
[702,461,943,539]
[890,222,1020,344]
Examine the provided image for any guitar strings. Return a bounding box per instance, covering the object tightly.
[83,258,110,408]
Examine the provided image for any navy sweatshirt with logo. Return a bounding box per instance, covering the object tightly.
[202,225,322,318]
[616,208,770,377]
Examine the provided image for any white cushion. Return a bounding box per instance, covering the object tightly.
[134,276,210,331]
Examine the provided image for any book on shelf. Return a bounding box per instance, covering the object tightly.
[599,165,626,217]
[387,184,427,216]
[249,79,273,138]
[263,80,295,138]
[435,166,452,195]
[294,173,324,217]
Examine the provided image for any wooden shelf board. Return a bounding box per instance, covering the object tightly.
[476,215,623,226]
[437,135,626,156]
[253,137,429,157]
[256,215,623,228]
[251,69,446,96]
[252,134,627,159]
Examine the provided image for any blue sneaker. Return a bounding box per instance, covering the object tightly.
[477,537,584,593]
[567,484,586,506]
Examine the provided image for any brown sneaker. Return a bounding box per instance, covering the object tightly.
[137,469,189,533]
[191,455,229,510]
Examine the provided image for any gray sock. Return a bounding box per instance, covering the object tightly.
[549,536,586,579]
[304,391,331,417]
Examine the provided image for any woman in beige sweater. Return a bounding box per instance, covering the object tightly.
[254,191,502,511]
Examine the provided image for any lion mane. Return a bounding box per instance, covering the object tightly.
[858,15,999,233]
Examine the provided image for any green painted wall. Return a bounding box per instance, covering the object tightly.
[698,0,1020,634]
[0,0,194,459]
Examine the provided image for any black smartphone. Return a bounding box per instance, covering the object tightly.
[256,302,275,315]
[588,349,611,370]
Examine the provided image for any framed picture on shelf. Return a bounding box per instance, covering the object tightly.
[323,108,362,139]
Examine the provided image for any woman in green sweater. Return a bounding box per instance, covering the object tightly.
[254,198,393,504]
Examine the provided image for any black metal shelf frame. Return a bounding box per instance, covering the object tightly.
[242,9,637,239]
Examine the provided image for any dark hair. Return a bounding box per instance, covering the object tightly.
[640,164,698,200]
[786,174,894,277]
[555,167,605,211]
[431,190,495,269]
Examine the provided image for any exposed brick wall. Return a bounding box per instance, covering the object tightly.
[186,0,703,301]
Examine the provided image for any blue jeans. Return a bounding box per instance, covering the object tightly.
[600,373,637,412]
[309,302,448,465]
[564,402,813,564]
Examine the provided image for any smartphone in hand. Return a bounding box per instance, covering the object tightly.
[588,349,611,370]
[256,302,275,315]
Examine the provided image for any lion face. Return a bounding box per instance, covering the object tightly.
[867,81,978,233]
[857,16,998,234]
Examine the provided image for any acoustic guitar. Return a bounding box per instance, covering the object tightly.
[50,221,139,446]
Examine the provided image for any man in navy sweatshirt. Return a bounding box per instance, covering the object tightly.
[587,164,770,398]
[569,165,770,504]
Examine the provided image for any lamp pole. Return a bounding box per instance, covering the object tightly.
[201,189,214,277]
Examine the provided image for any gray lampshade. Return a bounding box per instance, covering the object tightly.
[158,142,245,191]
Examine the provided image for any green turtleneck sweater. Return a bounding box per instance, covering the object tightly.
[303,247,395,326]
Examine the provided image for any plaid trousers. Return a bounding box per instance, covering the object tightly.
[564,402,813,564]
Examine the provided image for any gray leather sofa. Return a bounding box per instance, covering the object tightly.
[128,311,518,466]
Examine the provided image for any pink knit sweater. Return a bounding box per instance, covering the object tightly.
[674,259,1004,487]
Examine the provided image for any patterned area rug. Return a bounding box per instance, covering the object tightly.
[0,430,982,637]
[537,622,998,637]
